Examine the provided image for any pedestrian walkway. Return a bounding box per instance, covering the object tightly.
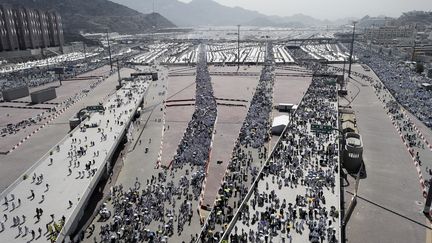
[229,76,340,243]
[0,79,149,242]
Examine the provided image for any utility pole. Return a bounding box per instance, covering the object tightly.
[83,42,87,63]
[58,72,62,86]
[342,57,346,87]
[368,25,373,51]
[153,0,158,33]
[117,59,121,87]
[411,24,417,62]
[237,25,241,70]
[348,21,357,78]
[106,29,113,72]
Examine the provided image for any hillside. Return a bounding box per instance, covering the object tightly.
[113,0,329,27]
[1,0,176,34]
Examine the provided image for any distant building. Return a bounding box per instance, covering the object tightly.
[0,5,19,51]
[271,115,289,136]
[357,16,389,28]
[363,26,415,45]
[47,11,64,48]
[0,4,64,52]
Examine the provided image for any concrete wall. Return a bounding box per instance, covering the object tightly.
[2,86,29,101]
[30,87,56,103]
[0,46,62,60]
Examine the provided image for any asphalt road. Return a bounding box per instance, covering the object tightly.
[339,64,428,243]
[0,67,136,192]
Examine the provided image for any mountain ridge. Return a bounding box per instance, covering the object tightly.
[112,0,351,27]
[1,0,176,34]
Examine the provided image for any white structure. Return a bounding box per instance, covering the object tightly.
[277,103,298,112]
[271,115,289,135]
[0,79,149,242]
[343,132,364,173]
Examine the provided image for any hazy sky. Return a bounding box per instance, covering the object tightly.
[178,0,432,20]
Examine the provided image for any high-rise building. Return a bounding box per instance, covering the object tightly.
[47,11,64,48]
[0,5,19,51]
[37,10,50,49]
[15,7,32,50]
[363,26,415,45]
[0,4,63,52]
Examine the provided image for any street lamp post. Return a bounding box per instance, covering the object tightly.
[237,25,241,70]
[348,21,357,78]
[106,30,113,72]
[117,59,121,87]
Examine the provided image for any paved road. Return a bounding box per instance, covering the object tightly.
[230,77,340,243]
[0,68,136,192]
[338,64,427,243]
[202,66,260,208]
[81,66,169,242]
[82,66,206,243]
[0,79,148,242]
[0,65,114,152]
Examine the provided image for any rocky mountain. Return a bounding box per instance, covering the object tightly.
[113,0,333,27]
[1,0,176,34]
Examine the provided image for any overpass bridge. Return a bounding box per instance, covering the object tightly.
[0,79,149,242]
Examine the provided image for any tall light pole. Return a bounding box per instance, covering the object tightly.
[154,0,158,30]
[106,29,113,72]
[348,21,357,78]
[342,57,346,81]
[116,59,121,87]
[411,24,417,62]
[237,25,241,70]
[83,42,87,63]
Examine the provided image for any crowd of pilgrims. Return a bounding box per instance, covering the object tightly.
[95,46,216,243]
[382,91,431,189]
[355,43,432,128]
[238,45,275,149]
[0,45,136,94]
[198,43,278,241]
[199,66,340,242]
[171,45,217,200]
[93,43,280,243]
[328,43,432,190]
[172,45,217,169]
[0,76,105,138]
[0,77,147,243]
[97,174,196,243]
[0,47,139,138]
[1,51,102,94]
[230,76,339,243]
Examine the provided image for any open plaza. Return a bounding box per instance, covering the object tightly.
[0,27,431,243]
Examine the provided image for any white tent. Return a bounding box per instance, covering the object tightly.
[271,115,289,135]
